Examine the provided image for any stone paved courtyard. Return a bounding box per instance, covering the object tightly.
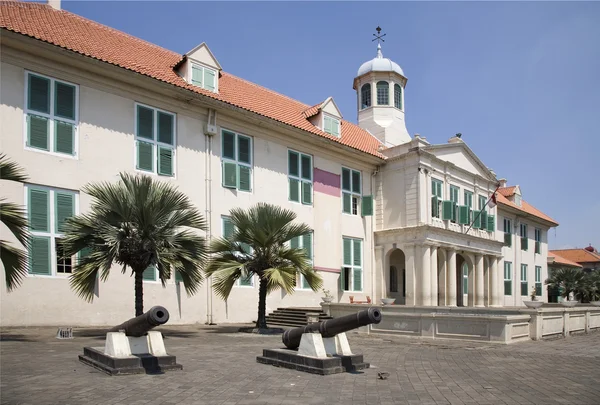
[1,325,599,405]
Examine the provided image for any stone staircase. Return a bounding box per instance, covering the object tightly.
[265,307,333,328]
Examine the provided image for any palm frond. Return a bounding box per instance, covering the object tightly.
[0,240,28,291]
[0,200,31,248]
[0,153,28,183]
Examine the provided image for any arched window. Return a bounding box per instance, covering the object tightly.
[390,266,398,293]
[376,81,389,105]
[394,84,402,109]
[360,84,371,109]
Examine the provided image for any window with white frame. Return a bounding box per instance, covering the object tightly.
[503,217,512,246]
[222,216,253,286]
[431,178,443,218]
[342,167,361,215]
[360,83,371,109]
[394,84,402,110]
[520,223,528,251]
[464,191,473,209]
[323,115,340,137]
[191,63,217,92]
[376,81,389,105]
[449,185,460,222]
[290,232,313,289]
[520,264,528,296]
[535,228,542,254]
[222,129,252,192]
[288,150,312,205]
[135,104,176,177]
[26,185,78,276]
[504,261,512,295]
[535,266,542,296]
[24,72,79,156]
[341,237,362,292]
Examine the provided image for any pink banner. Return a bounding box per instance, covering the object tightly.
[313,168,340,197]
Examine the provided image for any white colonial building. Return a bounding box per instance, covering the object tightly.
[0,1,558,327]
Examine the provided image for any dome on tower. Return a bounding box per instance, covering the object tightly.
[357,44,404,77]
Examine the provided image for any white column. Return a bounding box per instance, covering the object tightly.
[430,246,438,306]
[447,249,457,307]
[420,245,431,306]
[496,257,504,307]
[438,249,447,306]
[404,245,416,306]
[475,254,484,307]
[490,256,500,307]
[468,259,475,307]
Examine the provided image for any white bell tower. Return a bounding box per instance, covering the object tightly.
[353,28,411,147]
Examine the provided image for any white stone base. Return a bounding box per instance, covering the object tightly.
[297,332,353,358]
[104,331,167,358]
[323,333,353,356]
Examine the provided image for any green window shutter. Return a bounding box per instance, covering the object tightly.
[480,211,488,230]
[301,182,312,205]
[288,151,299,176]
[504,233,512,247]
[473,211,481,229]
[29,236,51,275]
[331,120,339,136]
[302,275,310,289]
[535,241,541,254]
[324,116,332,133]
[55,192,74,233]
[458,206,469,225]
[54,82,76,120]
[290,236,299,249]
[158,147,174,176]
[143,266,156,281]
[223,217,234,239]
[28,74,50,113]
[191,66,203,87]
[301,155,312,181]
[431,196,439,217]
[521,282,528,296]
[238,136,251,164]
[54,121,74,155]
[353,268,362,291]
[136,105,154,140]
[361,195,373,216]
[442,200,453,221]
[342,168,351,191]
[352,171,361,194]
[222,131,236,159]
[157,112,174,145]
[536,283,542,296]
[289,178,300,202]
[353,239,361,266]
[340,267,347,291]
[136,141,154,172]
[451,202,457,222]
[303,233,313,260]
[222,161,237,188]
[238,165,251,191]
[521,237,528,251]
[175,271,183,283]
[343,238,352,266]
[487,215,495,232]
[343,192,351,213]
[204,69,216,91]
[27,115,49,150]
[29,188,49,232]
[504,281,511,295]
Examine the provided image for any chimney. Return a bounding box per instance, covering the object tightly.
[48,0,61,10]
[498,178,507,188]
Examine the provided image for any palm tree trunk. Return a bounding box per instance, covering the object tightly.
[135,270,144,316]
[256,277,268,329]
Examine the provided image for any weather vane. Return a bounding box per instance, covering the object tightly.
[372,26,386,44]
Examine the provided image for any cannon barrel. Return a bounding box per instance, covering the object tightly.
[282,307,381,350]
[108,306,170,337]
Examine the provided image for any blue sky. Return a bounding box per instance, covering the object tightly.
[56,1,599,250]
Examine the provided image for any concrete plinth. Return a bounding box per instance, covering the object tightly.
[256,349,369,375]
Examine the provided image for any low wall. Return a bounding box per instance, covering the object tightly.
[321,303,600,344]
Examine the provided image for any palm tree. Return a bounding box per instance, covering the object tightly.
[61,172,208,316]
[581,271,600,303]
[205,203,323,329]
[545,267,584,301]
[0,153,31,291]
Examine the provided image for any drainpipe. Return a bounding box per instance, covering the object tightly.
[370,167,379,308]
[514,215,519,307]
[205,109,215,324]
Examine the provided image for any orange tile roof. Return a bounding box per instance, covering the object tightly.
[549,249,600,264]
[548,251,583,268]
[302,103,321,119]
[495,191,558,226]
[498,186,516,197]
[0,1,385,159]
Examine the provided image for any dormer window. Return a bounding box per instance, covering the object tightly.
[191,64,216,92]
[360,83,371,109]
[323,114,340,137]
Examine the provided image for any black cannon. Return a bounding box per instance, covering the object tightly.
[282,307,382,349]
[108,306,170,337]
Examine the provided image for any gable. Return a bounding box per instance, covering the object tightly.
[185,42,222,71]
[426,144,496,181]
[320,97,342,119]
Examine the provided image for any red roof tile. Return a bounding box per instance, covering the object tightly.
[549,249,600,264]
[548,251,583,268]
[498,186,516,197]
[0,1,385,159]
[496,191,558,226]
[303,103,321,119]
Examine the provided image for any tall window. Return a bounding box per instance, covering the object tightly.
[191,64,216,92]
[360,83,371,109]
[290,232,313,289]
[535,228,542,254]
[25,72,78,156]
[535,266,542,296]
[520,264,528,296]
[222,129,252,192]
[135,104,176,176]
[431,178,443,218]
[520,223,528,251]
[323,115,340,136]
[288,150,312,205]
[464,191,473,208]
[342,167,361,215]
[222,216,253,286]
[26,185,77,276]
[503,218,512,247]
[449,185,460,222]
[504,261,512,295]
[479,195,487,212]
[376,81,389,105]
[394,84,402,109]
[341,237,362,292]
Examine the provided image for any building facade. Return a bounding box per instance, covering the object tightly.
[0,1,559,326]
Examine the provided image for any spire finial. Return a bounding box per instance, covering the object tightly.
[372,26,386,58]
